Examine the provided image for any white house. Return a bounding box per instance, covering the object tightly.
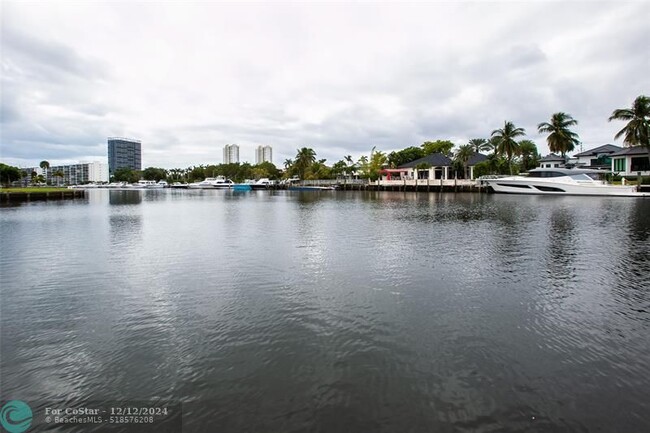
[572,144,622,169]
[610,147,650,177]
[538,153,566,168]
[379,152,488,181]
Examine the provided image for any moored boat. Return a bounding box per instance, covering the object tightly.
[482,168,649,197]
[136,180,157,188]
[248,178,274,190]
[188,176,234,189]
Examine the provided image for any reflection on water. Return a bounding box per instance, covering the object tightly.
[546,206,578,283]
[109,190,143,205]
[1,190,649,432]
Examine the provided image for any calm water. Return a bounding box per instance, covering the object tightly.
[1,190,649,432]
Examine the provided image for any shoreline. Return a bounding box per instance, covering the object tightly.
[0,188,85,202]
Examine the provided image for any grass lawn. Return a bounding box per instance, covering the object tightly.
[0,187,71,193]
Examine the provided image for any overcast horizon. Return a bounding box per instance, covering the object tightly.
[1,1,648,169]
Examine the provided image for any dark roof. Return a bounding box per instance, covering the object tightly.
[610,146,650,156]
[573,144,622,157]
[398,152,452,168]
[467,152,488,166]
[539,153,565,162]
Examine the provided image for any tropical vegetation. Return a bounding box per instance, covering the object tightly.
[537,112,580,157]
[491,121,526,174]
[609,95,650,148]
[0,163,24,185]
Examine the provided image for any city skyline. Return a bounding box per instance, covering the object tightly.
[1,2,648,169]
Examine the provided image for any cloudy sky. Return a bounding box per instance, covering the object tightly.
[1,1,648,169]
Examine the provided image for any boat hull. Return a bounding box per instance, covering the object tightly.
[288,186,336,191]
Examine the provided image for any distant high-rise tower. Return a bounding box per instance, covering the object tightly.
[108,137,141,175]
[223,144,240,164]
[255,145,273,164]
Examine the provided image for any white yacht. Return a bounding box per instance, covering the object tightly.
[136,180,157,188]
[151,180,168,188]
[188,176,234,189]
[482,168,649,197]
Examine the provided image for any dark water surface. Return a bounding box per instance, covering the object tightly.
[1,190,649,432]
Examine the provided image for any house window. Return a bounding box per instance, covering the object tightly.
[613,158,626,172]
[630,156,650,172]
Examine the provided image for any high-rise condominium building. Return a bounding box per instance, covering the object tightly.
[108,137,142,175]
[223,144,240,164]
[255,145,273,164]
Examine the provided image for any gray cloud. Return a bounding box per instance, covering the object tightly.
[1,1,648,169]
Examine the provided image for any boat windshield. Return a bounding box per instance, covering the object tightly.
[528,171,565,178]
[569,174,595,181]
[585,172,605,180]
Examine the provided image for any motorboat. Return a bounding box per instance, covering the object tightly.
[188,176,234,189]
[136,180,157,188]
[151,180,168,188]
[248,178,274,190]
[481,168,649,197]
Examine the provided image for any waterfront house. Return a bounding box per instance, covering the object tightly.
[610,147,650,177]
[380,152,488,181]
[538,153,566,168]
[572,144,622,169]
[380,153,453,181]
[464,152,488,179]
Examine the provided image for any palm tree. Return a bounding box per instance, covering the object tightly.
[517,139,539,171]
[491,121,525,174]
[608,95,650,148]
[293,148,316,179]
[283,158,293,170]
[39,160,50,183]
[53,169,65,186]
[468,138,490,153]
[344,155,356,179]
[454,144,475,179]
[537,112,580,157]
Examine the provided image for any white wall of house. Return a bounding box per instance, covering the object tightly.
[539,161,563,168]
[611,155,650,176]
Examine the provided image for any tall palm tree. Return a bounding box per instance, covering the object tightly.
[537,112,580,157]
[283,158,293,170]
[608,95,650,148]
[454,144,475,178]
[344,155,356,178]
[294,148,316,179]
[491,121,525,174]
[40,160,50,182]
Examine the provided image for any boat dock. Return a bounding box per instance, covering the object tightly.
[1,189,86,203]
